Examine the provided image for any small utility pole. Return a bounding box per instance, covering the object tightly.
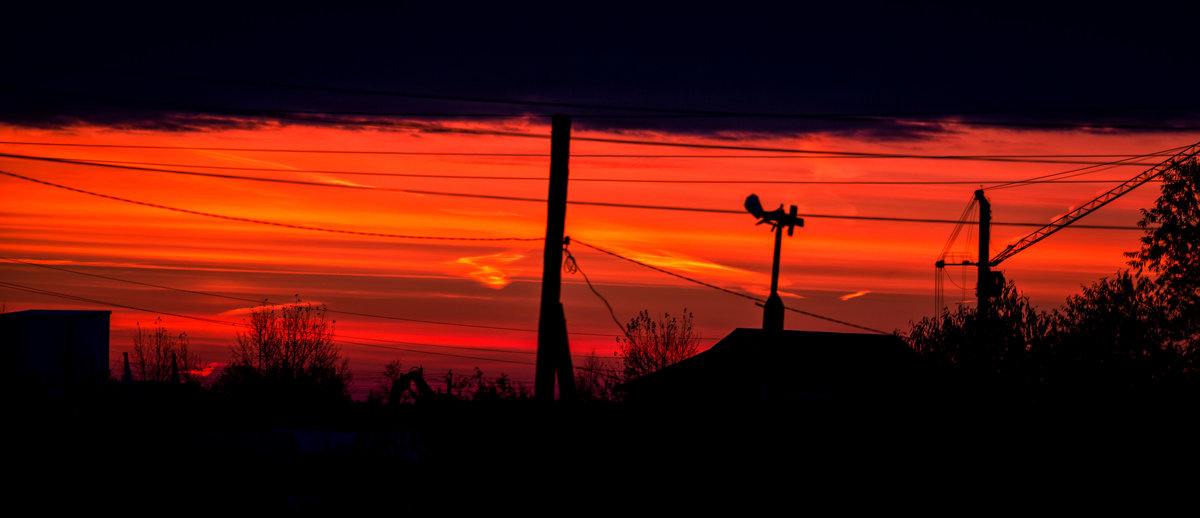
[122,352,133,383]
[764,217,787,331]
[536,114,576,401]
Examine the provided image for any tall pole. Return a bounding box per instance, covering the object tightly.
[763,223,785,333]
[536,114,576,401]
[975,189,992,315]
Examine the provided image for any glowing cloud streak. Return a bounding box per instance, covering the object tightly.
[840,290,871,301]
[453,252,524,289]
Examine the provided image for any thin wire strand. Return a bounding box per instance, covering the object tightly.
[938,198,978,260]
[0,280,554,366]
[0,140,1168,165]
[563,247,630,338]
[570,239,889,334]
[0,256,618,338]
[984,144,1190,190]
[5,62,1198,131]
[21,156,1164,185]
[0,169,541,241]
[0,166,1151,230]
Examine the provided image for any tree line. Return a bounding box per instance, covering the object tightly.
[130,159,1197,406]
[906,159,1200,403]
[127,298,702,404]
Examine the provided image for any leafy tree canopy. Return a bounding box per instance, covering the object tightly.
[1127,157,1200,341]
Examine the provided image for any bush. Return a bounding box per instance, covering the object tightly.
[619,309,700,381]
[132,317,203,383]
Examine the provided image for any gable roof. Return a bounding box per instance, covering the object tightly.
[619,328,935,403]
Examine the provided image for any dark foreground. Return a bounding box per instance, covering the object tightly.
[7,383,1199,515]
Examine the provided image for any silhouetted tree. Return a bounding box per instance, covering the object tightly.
[366,360,446,404]
[1127,157,1200,346]
[132,317,203,383]
[1047,271,1182,396]
[906,282,1049,388]
[215,300,350,403]
[618,309,700,381]
[368,359,408,404]
[436,367,529,401]
[575,352,621,401]
[906,159,1200,400]
[468,367,529,401]
[441,369,470,399]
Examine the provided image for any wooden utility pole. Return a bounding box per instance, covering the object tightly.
[975,189,992,315]
[536,114,576,401]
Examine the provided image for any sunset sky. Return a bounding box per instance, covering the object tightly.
[3,4,1199,397]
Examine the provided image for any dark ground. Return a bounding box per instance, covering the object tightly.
[6,382,1198,515]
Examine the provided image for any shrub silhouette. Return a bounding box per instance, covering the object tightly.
[618,309,700,381]
[215,300,350,405]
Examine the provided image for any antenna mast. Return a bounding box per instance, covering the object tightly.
[744,194,804,333]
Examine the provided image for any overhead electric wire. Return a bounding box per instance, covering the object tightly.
[0,279,556,364]
[563,247,630,338]
[984,144,1191,191]
[1,87,1193,158]
[0,167,1151,230]
[336,334,537,357]
[937,198,979,261]
[0,256,617,338]
[562,135,1166,165]
[569,238,890,335]
[6,61,1200,131]
[0,140,1166,165]
[0,280,241,328]
[339,339,537,367]
[24,156,1163,185]
[0,169,542,241]
[0,85,549,119]
[0,60,716,115]
[6,246,891,341]
[573,113,1200,132]
[0,151,482,194]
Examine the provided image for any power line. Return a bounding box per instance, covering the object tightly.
[6,61,1200,131]
[0,169,542,241]
[7,151,1166,207]
[22,156,1164,186]
[0,140,1168,165]
[0,60,707,115]
[4,171,890,337]
[0,279,553,366]
[569,239,890,335]
[563,247,629,338]
[0,256,618,338]
[0,167,1151,230]
[340,339,537,367]
[984,144,1191,191]
[564,135,1167,165]
[0,85,551,119]
[0,151,479,194]
[573,113,1200,132]
[0,280,241,328]
[79,158,559,181]
[0,140,558,155]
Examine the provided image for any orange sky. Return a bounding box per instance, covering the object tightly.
[2,119,1195,398]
